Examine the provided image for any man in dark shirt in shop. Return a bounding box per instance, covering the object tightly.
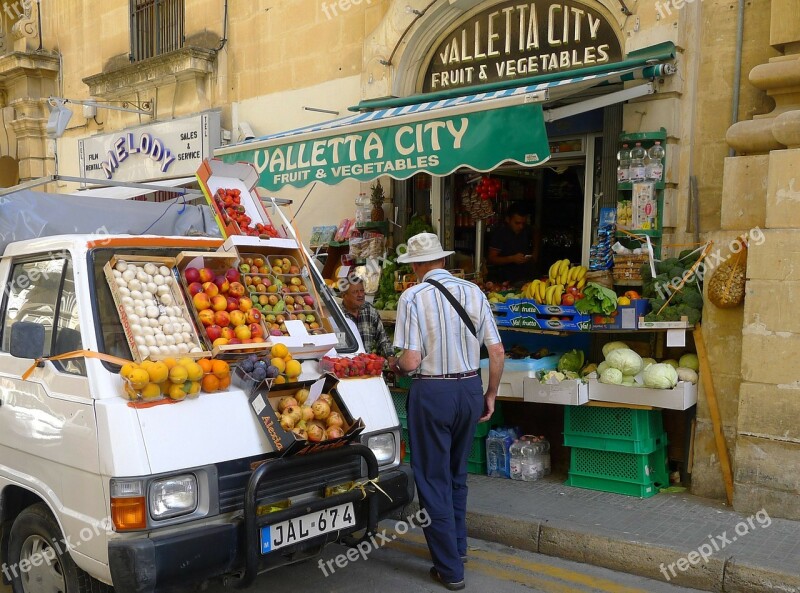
[341,277,396,363]
[487,204,539,284]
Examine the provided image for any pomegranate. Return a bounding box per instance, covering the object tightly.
[326,426,344,439]
[278,396,298,413]
[326,411,344,428]
[306,422,325,442]
[312,400,331,421]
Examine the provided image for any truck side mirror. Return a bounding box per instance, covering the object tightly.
[10,321,45,360]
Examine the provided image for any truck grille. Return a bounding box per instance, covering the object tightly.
[217,455,363,514]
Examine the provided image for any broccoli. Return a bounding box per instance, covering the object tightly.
[682,291,704,310]
[668,266,687,280]
[679,249,696,261]
[649,298,666,312]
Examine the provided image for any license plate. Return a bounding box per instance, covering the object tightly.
[260,502,355,554]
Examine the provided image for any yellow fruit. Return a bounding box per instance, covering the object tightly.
[185,362,204,382]
[270,343,289,359]
[168,383,187,401]
[617,296,631,306]
[147,362,169,384]
[140,360,155,373]
[120,363,138,379]
[285,360,302,378]
[123,383,139,400]
[162,357,178,370]
[188,381,201,396]
[178,357,195,369]
[211,359,230,379]
[274,375,286,385]
[283,353,293,363]
[169,365,189,384]
[128,368,150,390]
[270,357,286,374]
[141,382,162,400]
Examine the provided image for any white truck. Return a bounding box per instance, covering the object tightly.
[0,190,413,592]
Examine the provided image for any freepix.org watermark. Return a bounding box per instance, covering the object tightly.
[654,0,704,19]
[321,0,372,20]
[659,508,772,581]
[317,508,430,576]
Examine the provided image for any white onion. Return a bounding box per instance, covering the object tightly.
[146,306,159,319]
[190,346,203,353]
[159,265,170,276]
[121,296,134,307]
[130,290,143,301]
[113,269,122,279]
[171,344,183,355]
[144,335,156,347]
[115,261,128,273]
[128,279,142,292]
[173,333,184,344]
[148,345,161,356]
[181,322,192,333]
[142,326,154,336]
[118,287,131,297]
[164,275,174,285]
[157,315,170,326]
[162,323,174,335]
[155,334,166,346]
[115,277,127,288]
[136,270,149,283]
[127,314,140,325]
[182,332,193,344]
[138,346,150,358]
[142,291,155,302]
[153,274,165,286]
[129,323,142,335]
[144,263,158,276]
[134,335,145,345]
[165,335,176,346]
[134,306,146,318]
[146,282,157,294]
[160,293,174,306]
[122,269,136,282]
[124,305,134,315]
[157,285,170,296]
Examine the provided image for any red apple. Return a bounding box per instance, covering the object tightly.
[228,338,242,345]
[214,310,231,327]
[211,294,228,312]
[193,292,212,311]
[220,326,235,340]
[206,324,223,342]
[198,308,215,326]
[229,310,246,327]
[249,322,263,338]
[238,296,253,312]
[226,296,240,312]
[228,282,245,297]
[202,281,219,297]
[561,294,576,306]
[214,275,230,294]
[304,295,315,306]
[188,281,204,296]
[245,309,262,324]
[184,267,201,283]
[234,325,251,340]
[198,267,215,283]
[225,268,241,284]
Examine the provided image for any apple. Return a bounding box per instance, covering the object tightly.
[230,310,246,327]
[234,325,251,340]
[238,264,250,274]
[214,310,231,327]
[214,275,230,294]
[198,267,215,283]
[229,282,246,297]
[258,295,270,306]
[245,309,262,324]
[270,329,283,336]
[188,282,204,296]
[282,258,291,270]
[225,268,241,284]
[272,266,283,275]
[305,315,316,323]
[304,295,315,306]
[561,294,576,306]
[211,294,228,312]
[253,257,265,268]
[206,325,223,341]
[239,296,254,312]
[193,292,212,311]
[226,296,240,312]
[297,313,307,322]
[290,277,302,286]
[289,265,300,275]
[228,338,243,345]
[184,267,201,283]
[198,308,215,326]
[249,322,263,338]
[220,326,235,340]
[202,281,219,297]
[212,337,229,347]
[298,284,308,292]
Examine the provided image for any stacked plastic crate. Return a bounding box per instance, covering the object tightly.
[564,406,669,498]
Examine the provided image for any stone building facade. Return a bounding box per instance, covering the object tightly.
[12,0,797,517]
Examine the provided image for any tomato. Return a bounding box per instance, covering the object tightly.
[624,290,641,300]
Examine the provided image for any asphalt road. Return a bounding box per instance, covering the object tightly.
[0,527,706,593]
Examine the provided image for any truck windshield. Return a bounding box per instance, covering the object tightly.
[89,246,358,368]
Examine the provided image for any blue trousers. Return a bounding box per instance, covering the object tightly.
[408,375,483,583]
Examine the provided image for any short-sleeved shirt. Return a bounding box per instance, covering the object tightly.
[344,302,394,359]
[488,224,534,282]
[393,269,502,375]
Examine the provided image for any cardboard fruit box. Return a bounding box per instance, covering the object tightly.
[248,375,365,457]
[523,379,589,406]
[492,300,591,331]
[587,378,698,411]
[591,300,650,330]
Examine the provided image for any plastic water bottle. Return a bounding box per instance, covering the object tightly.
[532,438,551,477]
[486,432,508,478]
[629,143,647,182]
[355,193,371,223]
[647,141,665,181]
[616,144,630,183]
[520,440,543,482]
[509,439,525,481]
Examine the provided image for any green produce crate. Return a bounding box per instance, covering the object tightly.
[395,375,413,389]
[469,435,487,465]
[565,473,661,498]
[467,460,487,475]
[563,406,664,445]
[564,431,668,455]
[568,445,669,488]
[391,389,408,419]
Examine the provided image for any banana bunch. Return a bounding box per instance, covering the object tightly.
[519,261,590,305]
[522,279,547,302]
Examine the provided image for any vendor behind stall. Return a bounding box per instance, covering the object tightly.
[487,204,540,284]
[341,277,396,363]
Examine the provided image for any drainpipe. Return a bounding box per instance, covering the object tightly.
[729,0,745,157]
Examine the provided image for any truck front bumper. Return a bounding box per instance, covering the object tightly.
[107,462,414,593]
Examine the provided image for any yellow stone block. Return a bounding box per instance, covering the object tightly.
[738,382,800,441]
[744,280,800,334]
[697,372,740,425]
[721,155,768,230]
[746,229,800,281]
[734,435,800,493]
[766,148,800,229]
[741,331,800,385]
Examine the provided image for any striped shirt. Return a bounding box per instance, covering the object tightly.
[393,269,502,375]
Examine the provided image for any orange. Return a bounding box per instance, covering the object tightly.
[283,353,293,363]
[147,362,169,384]
[162,357,178,370]
[285,360,302,378]
[270,343,289,359]
[128,369,150,390]
[211,359,230,379]
[120,363,138,380]
[187,381,201,396]
[197,358,213,374]
[273,375,286,385]
[218,374,231,390]
[201,374,220,393]
[141,383,162,400]
[270,357,286,374]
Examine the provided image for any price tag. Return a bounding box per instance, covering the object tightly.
[305,377,326,406]
[667,329,686,348]
[337,265,351,279]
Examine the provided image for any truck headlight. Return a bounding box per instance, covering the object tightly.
[366,433,396,464]
[150,475,197,520]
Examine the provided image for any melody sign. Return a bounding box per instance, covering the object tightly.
[218,103,551,191]
[422,0,622,92]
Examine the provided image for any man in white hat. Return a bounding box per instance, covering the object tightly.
[390,232,505,590]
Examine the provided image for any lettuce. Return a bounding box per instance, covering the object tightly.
[606,348,644,376]
[557,349,585,373]
[575,282,618,315]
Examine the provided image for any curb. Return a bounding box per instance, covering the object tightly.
[406,502,800,592]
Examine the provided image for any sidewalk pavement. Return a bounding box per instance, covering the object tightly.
[413,474,800,593]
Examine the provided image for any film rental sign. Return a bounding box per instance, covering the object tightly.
[422,0,622,92]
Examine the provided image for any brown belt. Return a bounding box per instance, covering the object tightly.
[416,370,479,380]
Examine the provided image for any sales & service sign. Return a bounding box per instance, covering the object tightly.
[422,0,622,92]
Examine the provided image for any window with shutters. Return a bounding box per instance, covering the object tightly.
[130,0,185,62]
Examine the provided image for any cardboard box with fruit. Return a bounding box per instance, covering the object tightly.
[176,251,271,357]
[119,357,231,403]
[249,375,365,457]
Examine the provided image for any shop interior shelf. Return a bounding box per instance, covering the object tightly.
[613,279,644,287]
[616,229,662,238]
[619,129,667,142]
[617,181,666,191]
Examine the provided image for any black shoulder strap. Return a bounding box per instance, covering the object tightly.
[425,278,478,338]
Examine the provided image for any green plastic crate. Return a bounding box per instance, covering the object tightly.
[565,473,661,498]
[391,390,408,418]
[563,407,664,444]
[469,435,487,464]
[569,445,670,487]
[395,375,413,389]
[564,431,668,455]
[467,460,487,475]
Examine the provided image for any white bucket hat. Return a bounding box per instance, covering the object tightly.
[397,232,454,264]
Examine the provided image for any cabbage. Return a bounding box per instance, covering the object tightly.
[641,357,657,370]
[602,341,629,358]
[606,348,644,376]
[621,375,636,386]
[643,363,679,389]
[558,349,585,373]
[597,361,609,375]
[600,367,623,384]
[662,359,679,369]
[676,367,698,384]
[679,353,699,372]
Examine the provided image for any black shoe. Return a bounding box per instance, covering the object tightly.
[430,567,466,591]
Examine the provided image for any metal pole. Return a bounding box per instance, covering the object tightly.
[475,219,484,278]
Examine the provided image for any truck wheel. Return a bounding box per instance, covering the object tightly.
[7,503,85,593]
